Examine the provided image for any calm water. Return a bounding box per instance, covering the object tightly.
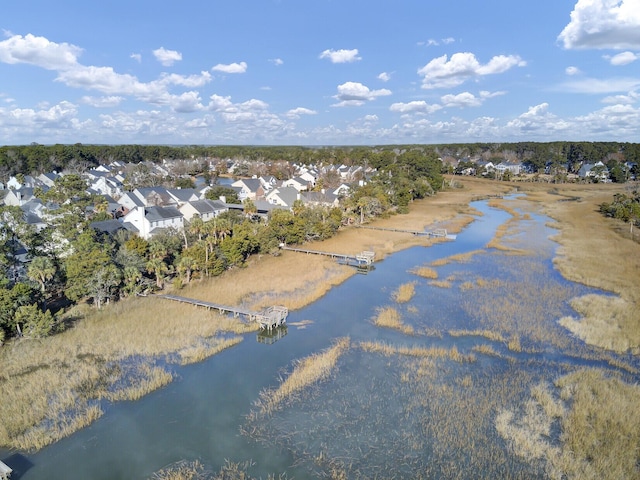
[3,199,636,479]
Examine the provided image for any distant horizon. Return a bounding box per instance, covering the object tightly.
[2,0,639,145]
[3,139,639,150]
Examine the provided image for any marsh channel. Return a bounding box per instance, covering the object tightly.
[3,196,639,479]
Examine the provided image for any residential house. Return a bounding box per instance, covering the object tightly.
[179,199,228,222]
[122,205,184,240]
[89,175,124,198]
[578,161,609,181]
[495,162,522,176]
[300,189,340,208]
[166,188,200,206]
[3,188,36,207]
[37,172,61,188]
[265,186,300,209]
[231,178,264,201]
[282,176,309,192]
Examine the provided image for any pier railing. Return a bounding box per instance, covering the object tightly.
[159,294,287,330]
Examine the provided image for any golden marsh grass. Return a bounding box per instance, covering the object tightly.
[560,294,640,353]
[253,338,350,416]
[392,281,416,303]
[449,329,506,342]
[372,306,415,335]
[497,368,640,480]
[411,266,438,279]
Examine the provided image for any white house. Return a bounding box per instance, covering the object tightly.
[122,205,184,240]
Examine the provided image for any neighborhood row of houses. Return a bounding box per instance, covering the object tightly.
[0,160,362,242]
[454,157,637,181]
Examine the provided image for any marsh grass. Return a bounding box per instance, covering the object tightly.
[449,329,506,342]
[359,341,475,363]
[178,337,243,365]
[559,294,640,353]
[497,369,640,480]
[372,306,415,335]
[539,185,640,353]
[472,344,503,357]
[507,335,523,352]
[246,340,549,478]
[253,338,350,416]
[150,459,285,480]
[428,279,452,288]
[0,297,251,450]
[392,281,416,303]
[431,249,484,266]
[410,266,438,279]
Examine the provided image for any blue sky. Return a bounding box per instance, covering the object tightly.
[1,0,639,145]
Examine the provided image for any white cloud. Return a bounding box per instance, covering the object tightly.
[168,91,203,113]
[419,38,455,47]
[0,33,81,70]
[285,107,318,118]
[319,49,361,64]
[389,100,442,114]
[269,58,283,66]
[558,0,640,50]
[378,72,391,82]
[439,90,505,108]
[130,53,142,63]
[0,101,78,128]
[606,51,639,65]
[152,47,182,66]
[81,96,124,108]
[601,90,639,103]
[566,66,581,75]
[332,81,391,107]
[560,76,640,93]
[418,52,526,89]
[212,62,247,73]
[158,71,212,88]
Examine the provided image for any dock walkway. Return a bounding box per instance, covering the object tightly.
[355,225,456,239]
[159,294,287,330]
[279,245,375,266]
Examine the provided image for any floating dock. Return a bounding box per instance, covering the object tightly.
[159,294,287,330]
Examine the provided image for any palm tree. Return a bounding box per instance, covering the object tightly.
[146,258,169,289]
[177,255,198,284]
[188,215,205,242]
[27,256,56,293]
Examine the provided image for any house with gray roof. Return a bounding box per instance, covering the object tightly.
[231,178,265,200]
[179,199,228,222]
[301,189,340,208]
[265,186,300,209]
[122,205,184,240]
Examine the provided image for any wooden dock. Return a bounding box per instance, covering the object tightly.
[159,294,287,330]
[279,244,375,266]
[355,225,456,239]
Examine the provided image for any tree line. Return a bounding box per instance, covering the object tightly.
[1,142,639,180]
